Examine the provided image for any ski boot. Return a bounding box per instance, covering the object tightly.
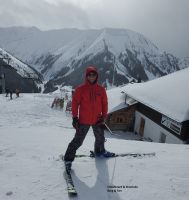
[103,150,115,157]
[94,150,115,158]
[64,161,72,173]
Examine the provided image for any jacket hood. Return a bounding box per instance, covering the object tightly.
[85,66,99,84]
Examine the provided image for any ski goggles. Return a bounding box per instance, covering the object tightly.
[87,73,97,77]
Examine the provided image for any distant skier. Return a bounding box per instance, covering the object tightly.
[64,66,114,172]
[5,88,10,97]
[15,89,20,97]
[51,97,58,108]
[59,98,64,109]
[9,90,13,100]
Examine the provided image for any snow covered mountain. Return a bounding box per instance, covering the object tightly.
[0,47,42,92]
[0,27,188,92]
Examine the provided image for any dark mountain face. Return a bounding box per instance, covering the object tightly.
[43,50,130,93]
[43,48,182,93]
[0,59,41,93]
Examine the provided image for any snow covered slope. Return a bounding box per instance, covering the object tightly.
[0,47,41,79]
[0,93,189,200]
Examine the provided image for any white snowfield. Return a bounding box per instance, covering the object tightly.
[0,93,189,200]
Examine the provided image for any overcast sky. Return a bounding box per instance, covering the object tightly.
[0,0,188,58]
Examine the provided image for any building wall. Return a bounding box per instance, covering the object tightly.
[137,103,185,140]
[107,105,136,131]
[181,120,189,141]
[134,111,183,144]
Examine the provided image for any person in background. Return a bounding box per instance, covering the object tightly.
[15,89,20,97]
[9,89,13,100]
[5,88,9,97]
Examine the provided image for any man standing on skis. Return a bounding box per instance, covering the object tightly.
[64,66,113,172]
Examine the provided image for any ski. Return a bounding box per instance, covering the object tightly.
[64,170,77,196]
[75,151,155,158]
[60,155,77,196]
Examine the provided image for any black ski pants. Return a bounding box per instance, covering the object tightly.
[64,124,105,162]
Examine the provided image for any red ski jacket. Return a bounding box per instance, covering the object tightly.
[72,66,108,125]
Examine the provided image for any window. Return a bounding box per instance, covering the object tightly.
[159,132,166,143]
[117,117,123,123]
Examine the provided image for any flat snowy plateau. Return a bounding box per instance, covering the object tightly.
[0,94,189,200]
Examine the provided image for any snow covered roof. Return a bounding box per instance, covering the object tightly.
[107,86,128,113]
[123,67,189,123]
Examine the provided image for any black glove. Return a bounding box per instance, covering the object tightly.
[96,117,106,129]
[72,117,80,129]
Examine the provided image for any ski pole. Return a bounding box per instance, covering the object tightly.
[104,122,120,137]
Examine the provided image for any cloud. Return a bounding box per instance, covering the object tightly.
[0,0,188,57]
[0,0,89,29]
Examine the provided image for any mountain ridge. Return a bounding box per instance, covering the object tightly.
[0,26,188,92]
[0,47,42,93]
